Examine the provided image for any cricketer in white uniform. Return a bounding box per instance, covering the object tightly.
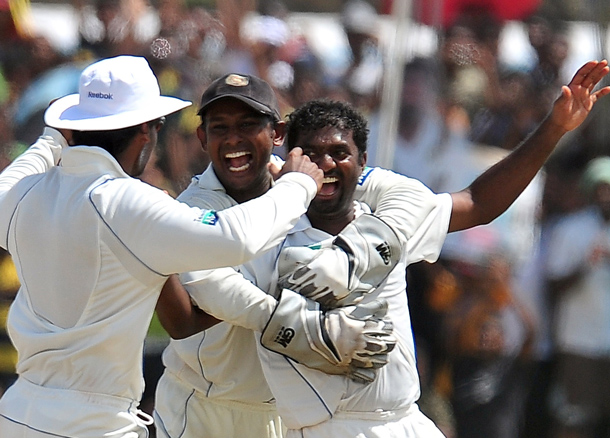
[257,176,450,437]
[0,56,323,438]
[154,164,449,438]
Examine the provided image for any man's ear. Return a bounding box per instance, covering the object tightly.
[196,124,208,151]
[360,151,367,168]
[272,120,286,148]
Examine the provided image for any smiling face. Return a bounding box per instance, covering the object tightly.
[295,126,366,229]
[200,98,284,203]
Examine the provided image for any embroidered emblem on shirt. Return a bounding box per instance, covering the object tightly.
[198,210,218,225]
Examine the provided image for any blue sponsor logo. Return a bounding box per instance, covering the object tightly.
[358,167,374,186]
[88,91,113,100]
[199,210,218,225]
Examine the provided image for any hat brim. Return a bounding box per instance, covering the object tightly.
[197,94,279,120]
[44,94,192,131]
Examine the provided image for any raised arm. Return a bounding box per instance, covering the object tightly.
[0,128,68,250]
[449,59,610,232]
[0,128,67,195]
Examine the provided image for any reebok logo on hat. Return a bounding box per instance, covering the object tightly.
[88,91,113,100]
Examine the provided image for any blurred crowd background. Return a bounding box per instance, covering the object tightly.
[3,0,610,437]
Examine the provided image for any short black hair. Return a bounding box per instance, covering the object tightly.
[72,118,162,159]
[285,99,369,160]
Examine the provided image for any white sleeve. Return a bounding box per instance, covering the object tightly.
[0,128,67,196]
[0,128,68,249]
[173,168,279,332]
[97,171,317,275]
[354,167,452,263]
[180,267,276,332]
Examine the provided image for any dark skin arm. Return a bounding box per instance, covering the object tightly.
[156,274,221,339]
[449,60,610,232]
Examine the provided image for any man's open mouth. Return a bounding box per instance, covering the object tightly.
[225,151,252,172]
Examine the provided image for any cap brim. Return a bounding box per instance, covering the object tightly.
[197,94,279,120]
[44,94,192,131]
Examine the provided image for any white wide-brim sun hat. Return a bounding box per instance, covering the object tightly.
[44,55,191,131]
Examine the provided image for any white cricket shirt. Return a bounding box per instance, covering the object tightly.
[0,132,317,437]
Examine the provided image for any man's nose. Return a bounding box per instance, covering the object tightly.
[223,125,245,144]
[314,153,336,171]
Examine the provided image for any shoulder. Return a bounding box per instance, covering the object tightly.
[178,185,236,211]
[176,165,236,210]
[357,166,432,192]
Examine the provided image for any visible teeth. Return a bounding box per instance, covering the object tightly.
[229,163,250,172]
[323,176,338,183]
[225,151,250,159]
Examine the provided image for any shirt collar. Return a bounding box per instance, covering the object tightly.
[196,163,227,192]
[60,146,130,178]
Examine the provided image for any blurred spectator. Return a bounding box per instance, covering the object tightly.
[416,335,457,438]
[516,150,588,438]
[522,15,571,138]
[246,0,293,90]
[75,0,160,59]
[545,156,610,438]
[144,1,217,194]
[369,56,474,193]
[438,12,500,128]
[444,250,535,438]
[526,15,570,92]
[469,70,539,150]
[1,0,67,170]
[282,44,327,110]
[339,0,384,114]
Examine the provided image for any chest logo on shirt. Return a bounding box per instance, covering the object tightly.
[197,210,219,225]
[274,326,295,348]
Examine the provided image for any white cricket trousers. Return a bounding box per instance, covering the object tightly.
[0,416,55,438]
[0,377,151,438]
[154,370,285,438]
[286,404,447,438]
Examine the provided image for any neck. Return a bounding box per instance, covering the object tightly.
[226,175,273,204]
[307,207,355,236]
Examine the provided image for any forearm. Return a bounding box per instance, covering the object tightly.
[180,267,276,332]
[450,114,564,232]
[450,59,610,231]
[156,274,221,339]
[116,172,316,275]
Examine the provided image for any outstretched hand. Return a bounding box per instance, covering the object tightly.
[551,60,610,132]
